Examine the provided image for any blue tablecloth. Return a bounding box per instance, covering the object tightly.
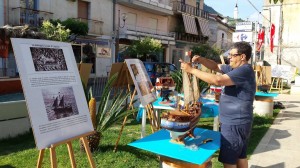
[128,128,220,165]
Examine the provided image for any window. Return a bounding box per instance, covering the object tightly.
[127,13,137,26]
[148,18,158,31]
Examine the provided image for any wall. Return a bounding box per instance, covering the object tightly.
[262,0,300,69]
[0,100,30,140]
[0,0,4,26]
[118,5,169,32]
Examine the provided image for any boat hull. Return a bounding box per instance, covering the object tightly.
[161,119,190,132]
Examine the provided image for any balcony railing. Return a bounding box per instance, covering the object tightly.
[117,0,173,15]
[122,25,175,42]
[73,18,103,35]
[174,32,207,44]
[172,2,209,19]
[10,7,53,27]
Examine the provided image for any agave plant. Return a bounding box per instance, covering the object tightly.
[81,73,137,152]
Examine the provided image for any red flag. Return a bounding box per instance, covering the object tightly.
[270,24,275,53]
[257,28,265,51]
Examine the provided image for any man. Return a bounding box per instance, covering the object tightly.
[180,41,256,168]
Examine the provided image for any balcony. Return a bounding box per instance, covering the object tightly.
[172,2,209,19]
[73,18,103,35]
[117,0,173,16]
[174,32,207,44]
[120,25,175,44]
[10,7,53,27]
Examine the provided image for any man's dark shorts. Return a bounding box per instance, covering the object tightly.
[218,123,252,165]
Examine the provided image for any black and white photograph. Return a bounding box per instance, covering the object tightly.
[30,47,68,71]
[42,86,79,121]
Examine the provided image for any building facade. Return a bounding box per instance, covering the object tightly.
[262,0,300,69]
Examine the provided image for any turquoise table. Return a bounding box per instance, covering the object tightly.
[255,92,278,97]
[128,128,220,165]
[254,92,278,116]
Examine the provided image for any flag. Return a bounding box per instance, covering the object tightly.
[270,24,275,53]
[257,28,265,51]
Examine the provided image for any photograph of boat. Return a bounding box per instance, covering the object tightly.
[42,87,79,121]
[51,93,73,113]
[30,47,68,71]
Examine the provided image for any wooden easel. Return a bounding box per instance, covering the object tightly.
[37,131,96,168]
[110,62,136,152]
[112,62,158,151]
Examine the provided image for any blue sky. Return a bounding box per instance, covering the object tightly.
[204,0,263,22]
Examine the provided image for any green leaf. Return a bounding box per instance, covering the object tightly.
[95,73,137,133]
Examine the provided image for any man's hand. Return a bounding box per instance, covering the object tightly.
[179,59,193,73]
[192,55,202,63]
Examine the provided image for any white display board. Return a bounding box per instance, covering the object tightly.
[271,64,296,83]
[125,59,156,106]
[11,38,94,149]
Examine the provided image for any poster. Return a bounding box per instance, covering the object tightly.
[11,38,94,149]
[125,59,156,106]
[97,47,110,57]
[271,64,296,83]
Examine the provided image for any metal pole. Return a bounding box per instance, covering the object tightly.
[252,21,257,65]
[115,10,120,63]
[277,4,283,65]
[112,0,116,63]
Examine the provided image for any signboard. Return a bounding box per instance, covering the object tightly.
[11,38,94,149]
[235,22,253,32]
[232,32,253,43]
[271,64,297,83]
[125,59,156,106]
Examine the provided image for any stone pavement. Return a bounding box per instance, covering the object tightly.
[248,94,300,168]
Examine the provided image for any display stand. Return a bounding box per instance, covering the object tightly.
[37,131,96,168]
[112,62,157,151]
[77,63,93,88]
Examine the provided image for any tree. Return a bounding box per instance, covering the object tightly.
[40,20,70,42]
[191,44,222,63]
[125,37,163,61]
[50,18,88,36]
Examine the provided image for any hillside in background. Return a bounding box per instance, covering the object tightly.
[204,3,219,15]
[204,3,245,27]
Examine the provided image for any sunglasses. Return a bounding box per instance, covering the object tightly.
[228,53,242,57]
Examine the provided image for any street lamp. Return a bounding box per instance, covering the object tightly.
[114,10,127,62]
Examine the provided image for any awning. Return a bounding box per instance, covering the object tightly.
[197,17,210,37]
[74,38,109,46]
[182,14,198,35]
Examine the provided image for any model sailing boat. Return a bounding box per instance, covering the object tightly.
[160,60,202,142]
[52,94,72,113]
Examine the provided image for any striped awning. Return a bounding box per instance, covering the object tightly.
[197,17,210,37]
[182,14,198,35]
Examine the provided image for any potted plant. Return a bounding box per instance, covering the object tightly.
[80,73,137,152]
